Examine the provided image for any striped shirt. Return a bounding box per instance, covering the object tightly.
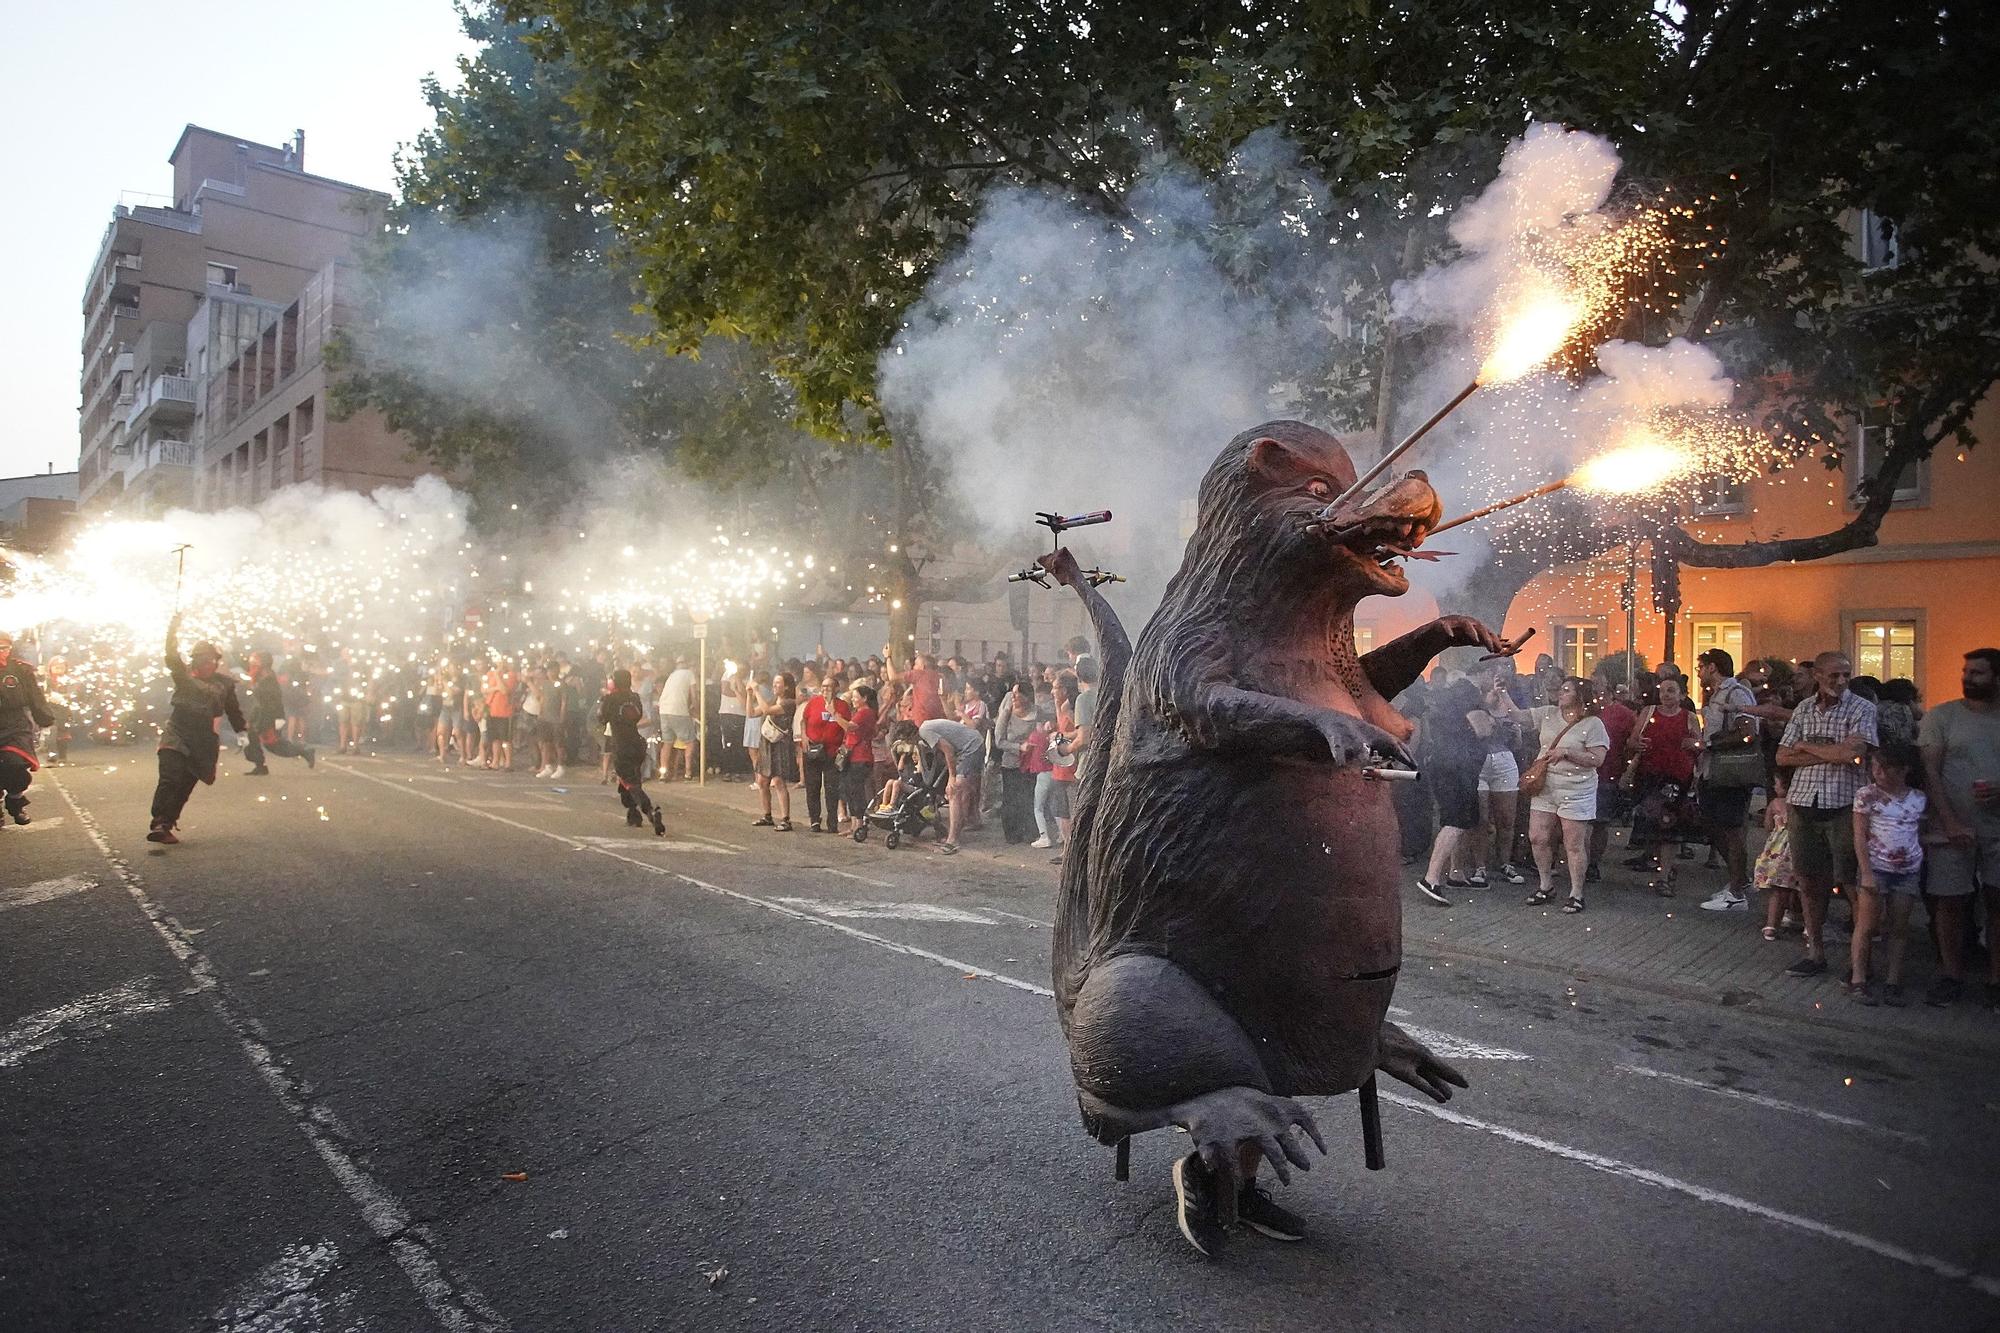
[1780,690,1879,810]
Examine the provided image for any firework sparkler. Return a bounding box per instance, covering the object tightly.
[1429,433,1707,536]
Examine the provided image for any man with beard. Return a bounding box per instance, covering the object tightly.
[241,650,316,775]
[0,630,56,829]
[600,668,665,836]
[1918,648,2000,1008]
[147,613,246,845]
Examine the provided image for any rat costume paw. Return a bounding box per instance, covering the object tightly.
[1376,1021,1468,1103]
[1317,710,1412,769]
[1429,615,1510,656]
[1037,546,1084,589]
[1171,1086,1328,1223]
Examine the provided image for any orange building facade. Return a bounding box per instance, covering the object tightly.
[1500,396,2000,707]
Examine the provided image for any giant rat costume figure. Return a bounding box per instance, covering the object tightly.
[1044,421,1517,1256]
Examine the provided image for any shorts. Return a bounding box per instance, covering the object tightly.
[1787,803,1856,888]
[951,747,985,781]
[1868,869,1922,898]
[1476,750,1519,794]
[536,719,560,746]
[1047,777,1074,819]
[1530,782,1597,823]
[1430,764,1480,831]
[663,714,698,748]
[485,716,512,743]
[1925,835,2000,898]
[1699,783,1753,830]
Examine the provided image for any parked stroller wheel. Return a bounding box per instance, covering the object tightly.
[886,829,902,850]
[852,826,868,843]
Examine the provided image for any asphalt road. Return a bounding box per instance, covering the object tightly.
[4,748,1998,1332]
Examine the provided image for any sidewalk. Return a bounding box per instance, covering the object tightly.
[668,774,2000,1055]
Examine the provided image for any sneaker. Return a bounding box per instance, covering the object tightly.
[1785,956,1828,978]
[1443,874,1473,889]
[535,766,553,779]
[1499,862,1527,885]
[550,766,566,780]
[1238,1184,1307,1242]
[145,823,180,845]
[651,808,666,837]
[1701,888,1748,912]
[809,821,823,833]
[1881,982,1907,1008]
[1415,878,1452,906]
[626,809,644,828]
[1779,910,1800,931]
[246,765,270,776]
[1925,976,1962,1008]
[1030,836,1053,849]
[1171,1153,1226,1258]
[1465,868,1489,889]
[1848,979,1880,1007]
[304,748,317,769]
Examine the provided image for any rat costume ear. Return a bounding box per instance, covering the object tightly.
[1248,436,1308,480]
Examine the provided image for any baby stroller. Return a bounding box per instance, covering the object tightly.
[853,737,950,850]
[1627,777,1704,896]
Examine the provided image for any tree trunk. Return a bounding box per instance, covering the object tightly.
[885,551,920,666]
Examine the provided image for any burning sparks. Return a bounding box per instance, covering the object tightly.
[1479,285,1586,384]
[1569,436,1693,495]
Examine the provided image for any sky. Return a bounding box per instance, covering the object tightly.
[1,1,477,481]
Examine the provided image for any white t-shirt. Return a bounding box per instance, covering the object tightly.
[658,667,697,718]
[1853,784,1926,874]
[1531,706,1612,804]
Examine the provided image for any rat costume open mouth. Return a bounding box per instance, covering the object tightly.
[1303,473,1446,591]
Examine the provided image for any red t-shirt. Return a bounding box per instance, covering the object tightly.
[803,695,850,745]
[1635,705,1697,785]
[844,705,878,765]
[905,667,943,724]
[1596,701,1636,783]
[484,669,518,718]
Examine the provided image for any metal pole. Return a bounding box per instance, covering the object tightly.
[699,635,707,787]
[1360,1075,1385,1170]
[1626,540,1638,692]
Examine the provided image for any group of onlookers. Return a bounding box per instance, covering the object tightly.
[1398,642,2000,1011]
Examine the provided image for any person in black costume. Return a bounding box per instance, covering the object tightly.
[0,630,57,829]
[147,613,246,844]
[241,651,316,774]
[600,668,665,835]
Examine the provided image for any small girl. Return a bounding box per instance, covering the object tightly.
[873,721,924,813]
[1849,743,1927,1006]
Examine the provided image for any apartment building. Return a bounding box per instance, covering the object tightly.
[77,125,428,513]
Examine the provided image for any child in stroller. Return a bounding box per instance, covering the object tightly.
[853,722,949,849]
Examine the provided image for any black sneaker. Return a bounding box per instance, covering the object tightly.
[1415,878,1452,906]
[246,765,271,776]
[1925,976,1962,1008]
[809,821,823,833]
[1785,956,1828,978]
[1238,1184,1307,1241]
[1171,1153,1226,1258]
[1465,868,1489,889]
[650,808,666,837]
[626,809,643,828]
[1443,874,1473,889]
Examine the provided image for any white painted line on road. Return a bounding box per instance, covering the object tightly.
[573,835,741,856]
[329,763,1057,1000]
[1397,1023,1532,1062]
[0,978,172,1069]
[776,898,999,925]
[49,777,510,1333]
[211,1239,351,1332]
[817,867,1056,928]
[1381,1087,2000,1299]
[0,873,96,914]
[1616,1064,1928,1146]
[980,906,1057,928]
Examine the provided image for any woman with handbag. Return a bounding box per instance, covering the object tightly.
[752,672,799,831]
[991,681,1043,843]
[1523,677,1612,912]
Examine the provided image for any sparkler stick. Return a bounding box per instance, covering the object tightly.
[170,543,192,613]
[1429,480,1569,536]
[1326,379,1480,514]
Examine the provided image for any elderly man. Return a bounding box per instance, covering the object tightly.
[148,613,247,844]
[1918,648,2000,1008]
[1774,651,1878,976]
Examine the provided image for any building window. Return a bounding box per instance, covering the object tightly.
[1690,476,1748,515]
[1852,407,1923,505]
[1854,209,1899,272]
[1354,624,1376,655]
[1553,620,1604,678]
[1690,618,1746,670]
[1852,619,1917,683]
[206,262,239,288]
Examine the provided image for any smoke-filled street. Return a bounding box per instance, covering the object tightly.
[4,752,1995,1331]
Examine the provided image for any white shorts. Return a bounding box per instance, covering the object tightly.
[1531,779,1597,822]
[1477,750,1520,794]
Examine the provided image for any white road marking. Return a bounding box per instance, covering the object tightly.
[0,873,96,914]
[328,763,1055,999]
[211,1239,351,1332]
[819,867,898,890]
[775,898,998,925]
[49,777,510,1333]
[1616,1064,1929,1146]
[457,799,561,811]
[980,905,1057,928]
[1381,1087,2000,1299]
[1397,1022,1532,1062]
[573,835,740,856]
[0,978,173,1069]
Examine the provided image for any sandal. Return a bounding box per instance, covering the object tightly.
[776,819,793,832]
[1526,888,1555,906]
[1562,897,1585,914]
[752,815,775,827]
[1761,926,1778,941]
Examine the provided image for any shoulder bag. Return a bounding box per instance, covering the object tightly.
[1701,682,1763,789]
[1521,716,1589,799]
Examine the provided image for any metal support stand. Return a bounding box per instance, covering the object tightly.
[1114,1137,1130,1181]
[1360,1075,1385,1170]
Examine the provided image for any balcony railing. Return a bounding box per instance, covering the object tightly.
[125,438,195,486]
[125,373,197,428]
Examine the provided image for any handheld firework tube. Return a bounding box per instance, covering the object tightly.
[1052,422,1507,1250]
